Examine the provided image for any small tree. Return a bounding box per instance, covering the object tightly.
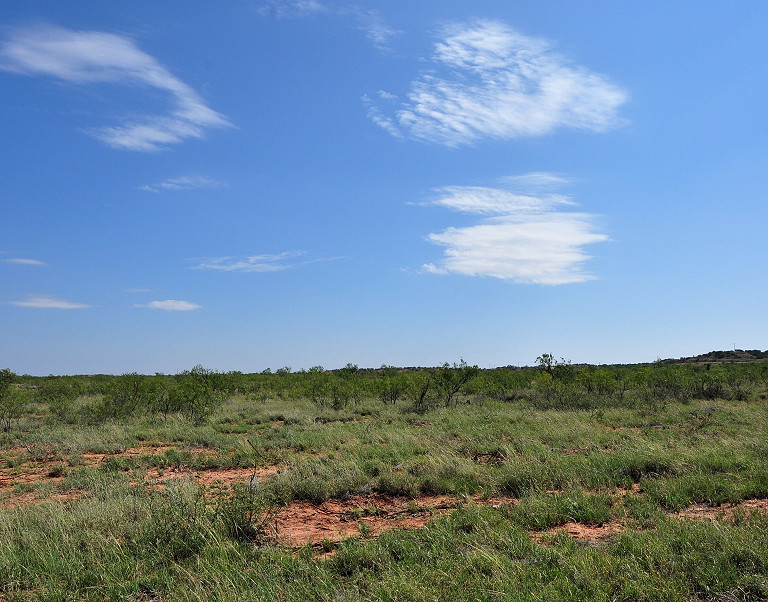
[145,377,175,420]
[378,366,406,405]
[406,371,435,414]
[338,363,363,405]
[102,373,147,419]
[37,378,82,423]
[536,354,556,373]
[0,370,24,432]
[172,366,223,425]
[306,366,329,407]
[0,369,13,398]
[435,360,479,406]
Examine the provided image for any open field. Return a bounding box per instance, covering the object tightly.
[1,360,768,600]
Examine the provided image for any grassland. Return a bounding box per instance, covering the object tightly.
[1,360,767,600]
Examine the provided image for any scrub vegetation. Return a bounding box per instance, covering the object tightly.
[1,354,768,600]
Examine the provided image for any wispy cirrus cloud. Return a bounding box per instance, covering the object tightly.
[193,251,324,273]
[136,300,201,311]
[366,20,628,146]
[500,172,572,192]
[256,0,327,19]
[429,185,575,215]
[2,258,46,266]
[422,174,608,285]
[363,90,404,138]
[258,2,400,51]
[0,25,231,151]
[139,175,226,193]
[346,8,401,52]
[10,294,91,309]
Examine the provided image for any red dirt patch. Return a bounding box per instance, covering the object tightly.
[81,445,178,465]
[141,465,278,489]
[268,493,461,547]
[0,444,279,509]
[536,520,625,544]
[0,466,65,488]
[534,497,768,546]
[267,493,519,548]
[677,499,768,520]
[615,482,643,497]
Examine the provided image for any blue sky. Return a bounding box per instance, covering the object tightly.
[2,1,767,375]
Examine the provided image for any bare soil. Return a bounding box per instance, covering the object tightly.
[266,493,519,549]
[676,499,768,520]
[535,521,625,544]
[0,444,275,508]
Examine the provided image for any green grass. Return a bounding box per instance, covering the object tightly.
[4,495,765,601]
[2,379,768,600]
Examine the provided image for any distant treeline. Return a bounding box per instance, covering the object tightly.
[663,349,768,363]
[1,355,767,431]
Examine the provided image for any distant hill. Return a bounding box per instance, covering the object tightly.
[662,349,768,364]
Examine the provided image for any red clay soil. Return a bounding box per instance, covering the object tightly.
[535,520,625,544]
[269,493,454,546]
[141,465,277,489]
[0,444,277,509]
[268,491,768,551]
[677,498,768,520]
[615,482,643,497]
[533,498,768,545]
[268,493,519,548]
[81,445,178,464]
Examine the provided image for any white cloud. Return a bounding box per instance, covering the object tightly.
[193,251,311,273]
[140,175,225,193]
[376,90,398,101]
[137,300,202,311]
[363,93,403,139]
[10,294,91,309]
[500,172,571,192]
[430,186,574,215]
[348,8,401,52]
[257,0,327,18]
[423,174,608,285]
[258,2,399,51]
[368,20,627,146]
[3,258,46,266]
[0,25,231,151]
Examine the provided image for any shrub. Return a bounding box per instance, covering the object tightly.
[0,387,26,432]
